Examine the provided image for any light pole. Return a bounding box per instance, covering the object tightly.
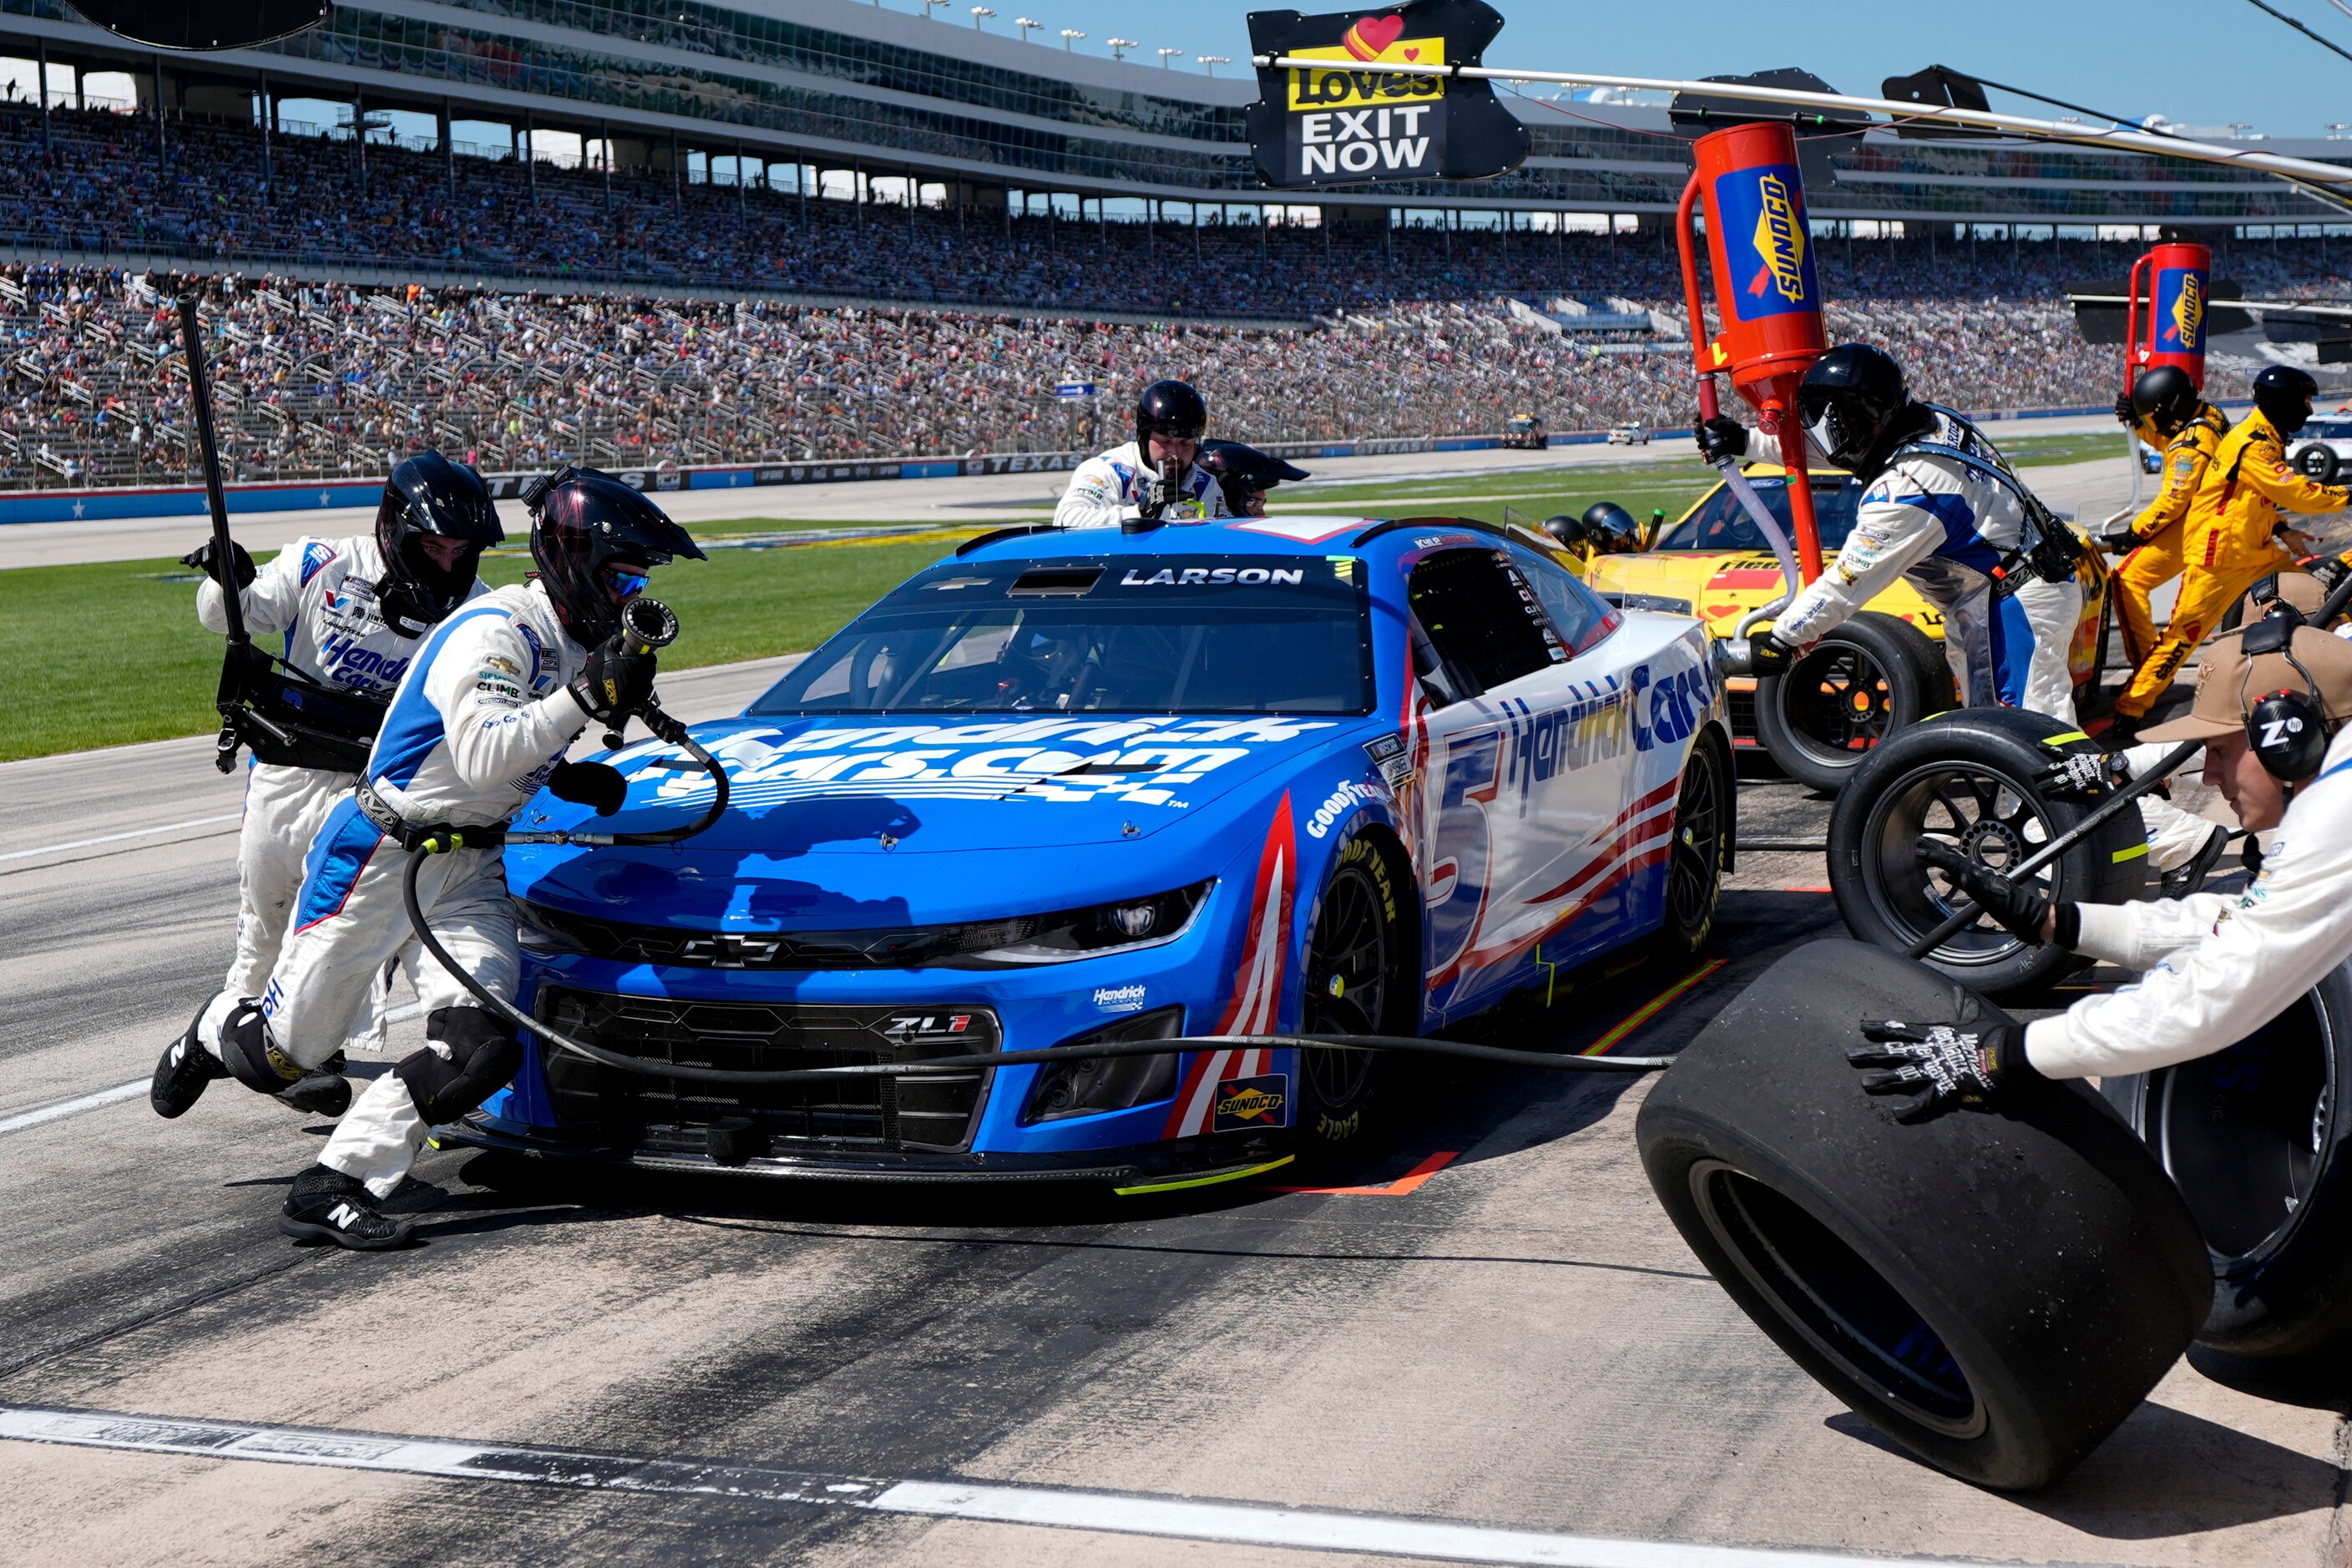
[1197,54,1229,76]
[969,3,994,26]
[1060,27,1085,50]
[920,0,948,17]
[1014,15,1039,43]
[1157,47,1181,68]
[1107,37,1136,61]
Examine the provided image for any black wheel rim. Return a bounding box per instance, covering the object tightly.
[1779,642,1900,763]
[2150,996,2335,1274]
[1668,740,1722,936]
[1302,861,1391,1110]
[1692,1161,1985,1438]
[1859,759,2059,972]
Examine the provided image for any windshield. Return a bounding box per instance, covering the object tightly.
[752,555,1375,716]
[1654,473,1867,553]
[2305,417,2352,442]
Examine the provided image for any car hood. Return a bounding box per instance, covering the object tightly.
[512,711,1377,930]
[1583,551,1945,640]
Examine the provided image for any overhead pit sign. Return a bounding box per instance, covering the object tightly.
[1246,2,1527,188]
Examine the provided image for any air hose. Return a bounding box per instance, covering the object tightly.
[398,651,1676,1086]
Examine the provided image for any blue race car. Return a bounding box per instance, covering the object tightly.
[454,513,1733,1191]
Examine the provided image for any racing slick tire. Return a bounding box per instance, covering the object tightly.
[1904,630,1962,714]
[1828,708,2149,1002]
[2294,443,2339,485]
[2100,962,2352,1364]
[1295,833,1408,1162]
[1636,938,2211,1490]
[1755,611,1944,795]
[1661,726,1732,958]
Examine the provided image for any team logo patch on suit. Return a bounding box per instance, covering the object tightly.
[1212,1073,1289,1131]
[298,541,338,586]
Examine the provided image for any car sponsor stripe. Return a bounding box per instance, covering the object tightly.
[1171,795,1297,1137]
[0,1403,2026,1567]
[1579,961,1725,1058]
[1111,1156,1296,1196]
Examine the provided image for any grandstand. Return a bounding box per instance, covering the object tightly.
[0,3,2346,489]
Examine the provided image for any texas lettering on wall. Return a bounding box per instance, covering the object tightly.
[1245,2,1528,188]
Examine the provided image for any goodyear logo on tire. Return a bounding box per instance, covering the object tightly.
[1712,162,1821,324]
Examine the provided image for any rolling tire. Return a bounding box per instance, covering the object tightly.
[1294,834,1405,1161]
[1661,727,1732,958]
[2100,963,2352,1363]
[2294,443,2339,485]
[1756,611,1940,795]
[1902,629,1961,712]
[1828,708,2150,1002]
[1636,938,2211,1490]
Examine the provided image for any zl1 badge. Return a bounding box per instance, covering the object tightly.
[1213,1073,1291,1131]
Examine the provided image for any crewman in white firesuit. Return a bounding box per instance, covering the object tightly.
[1850,611,2352,1117]
[151,468,703,1248]
[157,452,504,1120]
[1696,343,2085,721]
[1054,379,1227,528]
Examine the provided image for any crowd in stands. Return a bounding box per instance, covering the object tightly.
[0,103,2339,488]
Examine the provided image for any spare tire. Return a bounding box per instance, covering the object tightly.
[1756,610,1945,794]
[1637,939,2210,1490]
[1828,707,2151,1001]
[2294,443,2339,485]
[2101,962,2352,1363]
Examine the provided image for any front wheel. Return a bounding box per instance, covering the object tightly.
[1295,835,1404,1161]
[1756,611,1944,794]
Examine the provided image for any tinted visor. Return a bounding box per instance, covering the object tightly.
[600,562,651,603]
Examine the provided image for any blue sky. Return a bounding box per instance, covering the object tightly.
[932,0,2352,139]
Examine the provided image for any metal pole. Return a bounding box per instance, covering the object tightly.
[355,91,367,190]
[736,141,746,211]
[259,71,273,201]
[443,99,455,196]
[671,132,681,210]
[36,38,48,150]
[524,114,536,202]
[154,55,165,164]
[601,119,612,209]
[177,296,244,647]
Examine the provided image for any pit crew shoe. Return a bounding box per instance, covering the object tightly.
[2162,825,2234,900]
[150,1002,226,1119]
[279,1166,413,1251]
[276,1053,352,1118]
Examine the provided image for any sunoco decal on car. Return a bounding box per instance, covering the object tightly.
[645,717,1337,811]
[1211,1073,1289,1132]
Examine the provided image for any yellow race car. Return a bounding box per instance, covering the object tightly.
[1543,464,2112,790]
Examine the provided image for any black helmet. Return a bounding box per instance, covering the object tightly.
[524,466,705,648]
[373,450,504,636]
[1796,343,1911,473]
[1196,438,1308,513]
[1135,379,1207,456]
[2254,364,2321,438]
[2129,365,2201,437]
[1579,502,1639,552]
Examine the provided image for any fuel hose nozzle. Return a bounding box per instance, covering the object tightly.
[605,595,681,749]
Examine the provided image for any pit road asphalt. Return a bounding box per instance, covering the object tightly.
[3,654,2345,1567]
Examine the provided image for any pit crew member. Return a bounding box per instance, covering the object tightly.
[159,468,702,1248]
[1197,438,1309,518]
[1853,618,2352,1117]
[1055,379,1227,527]
[158,452,503,1120]
[2112,366,2352,741]
[2105,367,2229,692]
[1696,343,2083,720]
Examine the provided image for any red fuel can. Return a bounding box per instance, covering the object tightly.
[2128,241,2211,388]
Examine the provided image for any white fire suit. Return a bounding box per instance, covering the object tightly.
[2025,723,2352,1079]
[1054,441,1227,529]
[247,579,591,1196]
[1748,417,2082,720]
[2114,740,2223,875]
[196,535,478,1054]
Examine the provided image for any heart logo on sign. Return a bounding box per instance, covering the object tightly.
[1404,46,1420,58]
[1343,12,1406,59]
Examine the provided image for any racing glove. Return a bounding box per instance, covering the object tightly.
[2113,392,2137,427]
[1915,837,2073,948]
[1747,627,1798,676]
[548,759,628,817]
[2100,523,2144,555]
[569,634,657,726]
[182,538,256,590]
[1695,416,1750,465]
[1849,1019,2036,1122]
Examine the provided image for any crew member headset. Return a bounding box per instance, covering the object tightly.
[2240,614,2337,784]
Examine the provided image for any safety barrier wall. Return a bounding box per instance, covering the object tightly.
[0,405,2178,526]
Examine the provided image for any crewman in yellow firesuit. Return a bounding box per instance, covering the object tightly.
[2102,367,2228,691]
[2112,365,2352,740]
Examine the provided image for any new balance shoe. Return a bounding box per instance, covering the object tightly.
[150,999,227,1119]
[278,1166,413,1251]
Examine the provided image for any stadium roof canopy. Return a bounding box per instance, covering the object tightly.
[5,0,2349,226]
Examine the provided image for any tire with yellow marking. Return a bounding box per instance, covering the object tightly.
[1296,834,1405,1161]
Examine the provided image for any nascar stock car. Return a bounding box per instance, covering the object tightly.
[452,514,1732,1191]
[1554,463,2113,791]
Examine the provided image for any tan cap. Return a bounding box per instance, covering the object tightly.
[2243,570,2326,620]
[2142,618,2352,744]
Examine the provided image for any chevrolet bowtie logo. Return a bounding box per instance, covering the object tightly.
[679,933,782,968]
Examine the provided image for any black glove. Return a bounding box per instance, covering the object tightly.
[1915,837,2061,946]
[1747,628,1797,676]
[1695,416,1750,465]
[2114,392,2137,427]
[569,635,656,725]
[1849,1019,2034,1121]
[181,538,255,590]
[2100,524,2142,555]
[548,759,627,817]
